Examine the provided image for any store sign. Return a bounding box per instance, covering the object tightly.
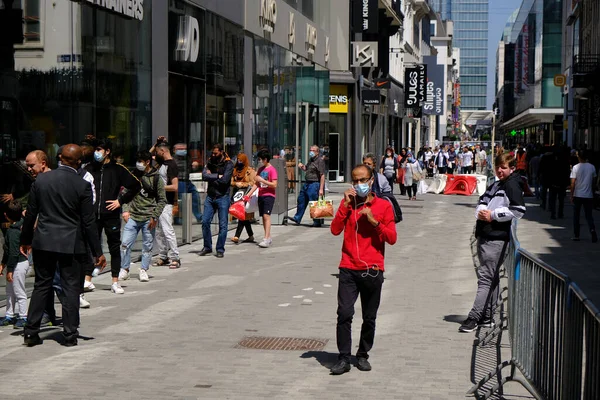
[362,89,380,105]
[259,0,277,33]
[522,23,529,90]
[353,0,378,34]
[288,12,295,46]
[404,65,427,107]
[329,85,348,113]
[174,16,200,63]
[75,0,144,21]
[423,56,444,116]
[306,24,317,55]
[351,42,378,67]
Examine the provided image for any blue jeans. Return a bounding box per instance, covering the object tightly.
[177,181,203,223]
[202,195,230,253]
[293,182,320,223]
[121,218,154,270]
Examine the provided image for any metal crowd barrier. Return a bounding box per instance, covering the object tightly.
[469,221,600,399]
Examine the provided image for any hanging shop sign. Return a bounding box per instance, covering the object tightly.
[75,0,144,21]
[288,12,295,46]
[423,56,444,116]
[351,42,378,67]
[329,85,349,113]
[404,65,427,107]
[174,15,200,63]
[306,23,317,55]
[362,89,380,105]
[259,0,277,33]
[353,0,378,34]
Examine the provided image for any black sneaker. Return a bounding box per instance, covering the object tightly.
[459,318,478,333]
[592,231,598,243]
[198,248,212,256]
[571,237,581,242]
[356,357,372,371]
[479,318,495,328]
[330,359,351,375]
[23,334,43,347]
[215,252,224,258]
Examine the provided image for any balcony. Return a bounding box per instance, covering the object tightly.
[573,54,600,88]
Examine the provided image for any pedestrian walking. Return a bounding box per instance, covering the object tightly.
[230,153,256,244]
[447,145,457,174]
[459,152,526,333]
[290,144,326,227]
[86,138,141,293]
[546,147,571,220]
[461,146,474,174]
[516,145,527,177]
[0,201,30,328]
[198,144,234,258]
[21,144,106,347]
[403,154,422,200]
[397,148,408,195]
[434,145,449,174]
[118,151,167,289]
[329,164,397,375]
[570,150,598,243]
[363,153,392,195]
[151,138,182,268]
[379,147,399,189]
[247,149,278,248]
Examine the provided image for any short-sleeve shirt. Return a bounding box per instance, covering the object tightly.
[257,164,277,197]
[570,162,597,198]
[159,159,178,205]
[462,151,473,167]
[305,156,325,182]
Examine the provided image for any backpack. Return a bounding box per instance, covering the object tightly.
[377,192,403,223]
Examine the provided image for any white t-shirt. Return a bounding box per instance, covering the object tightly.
[462,151,473,167]
[424,151,433,162]
[570,162,597,198]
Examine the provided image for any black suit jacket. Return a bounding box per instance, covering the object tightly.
[21,166,103,257]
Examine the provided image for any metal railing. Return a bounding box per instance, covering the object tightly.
[468,221,600,399]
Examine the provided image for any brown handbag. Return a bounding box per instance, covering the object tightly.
[309,197,334,219]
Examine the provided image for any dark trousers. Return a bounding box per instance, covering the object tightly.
[336,268,384,361]
[234,220,254,239]
[447,166,455,174]
[25,250,82,340]
[548,186,566,218]
[97,217,121,278]
[437,166,447,174]
[399,183,406,196]
[573,197,596,237]
[540,185,548,209]
[406,183,417,198]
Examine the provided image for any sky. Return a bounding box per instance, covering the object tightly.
[486,0,524,109]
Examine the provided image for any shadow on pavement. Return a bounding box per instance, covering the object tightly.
[300,350,339,369]
[443,314,468,325]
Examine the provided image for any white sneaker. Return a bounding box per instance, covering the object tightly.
[118,268,130,281]
[258,238,272,248]
[83,280,96,292]
[111,282,125,294]
[79,294,91,308]
[139,269,149,282]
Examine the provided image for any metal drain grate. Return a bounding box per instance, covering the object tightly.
[235,336,328,351]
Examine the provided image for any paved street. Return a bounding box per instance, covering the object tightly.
[0,187,542,399]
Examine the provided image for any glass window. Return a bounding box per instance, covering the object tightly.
[15,0,42,47]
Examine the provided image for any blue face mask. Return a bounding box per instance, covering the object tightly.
[94,151,105,163]
[408,157,416,163]
[309,151,316,158]
[354,182,371,198]
[175,150,187,157]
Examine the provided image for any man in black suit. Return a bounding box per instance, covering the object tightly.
[20,144,106,347]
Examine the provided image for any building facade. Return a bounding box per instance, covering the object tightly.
[430,0,488,110]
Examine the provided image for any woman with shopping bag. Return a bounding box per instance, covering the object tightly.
[403,153,423,201]
[229,153,256,243]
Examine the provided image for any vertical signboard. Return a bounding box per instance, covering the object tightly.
[353,0,379,34]
[404,65,428,108]
[522,22,529,90]
[423,57,444,116]
[417,64,427,104]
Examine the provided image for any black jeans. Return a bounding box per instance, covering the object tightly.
[548,186,566,218]
[97,217,121,278]
[26,250,81,340]
[234,220,253,239]
[573,197,596,238]
[406,183,417,198]
[336,268,384,361]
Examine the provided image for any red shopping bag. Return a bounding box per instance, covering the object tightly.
[228,201,246,220]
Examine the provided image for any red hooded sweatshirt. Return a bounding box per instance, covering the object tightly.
[330,195,397,271]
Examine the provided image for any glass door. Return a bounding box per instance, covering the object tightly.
[289,102,319,210]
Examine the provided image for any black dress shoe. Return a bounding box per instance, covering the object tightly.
[62,338,78,347]
[330,359,351,375]
[356,357,372,371]
[198,248,212,256]
[215,252,224,258]
[23,334,43,347]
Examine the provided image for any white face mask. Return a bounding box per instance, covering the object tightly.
[136,162,147,171]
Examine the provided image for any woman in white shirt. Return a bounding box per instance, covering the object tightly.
[403,154,423,201]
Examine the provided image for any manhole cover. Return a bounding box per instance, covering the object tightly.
[235,336,328,351]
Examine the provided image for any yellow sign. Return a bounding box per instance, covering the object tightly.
[554,74,566,87]
[329,85,348,113]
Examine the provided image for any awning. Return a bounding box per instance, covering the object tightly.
[500,108,563,130]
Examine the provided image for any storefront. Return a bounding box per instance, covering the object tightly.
[328,84,348,181]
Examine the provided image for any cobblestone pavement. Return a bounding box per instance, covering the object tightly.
[0,188,537,399]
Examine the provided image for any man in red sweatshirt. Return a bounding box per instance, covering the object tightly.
[329,164,397,375]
